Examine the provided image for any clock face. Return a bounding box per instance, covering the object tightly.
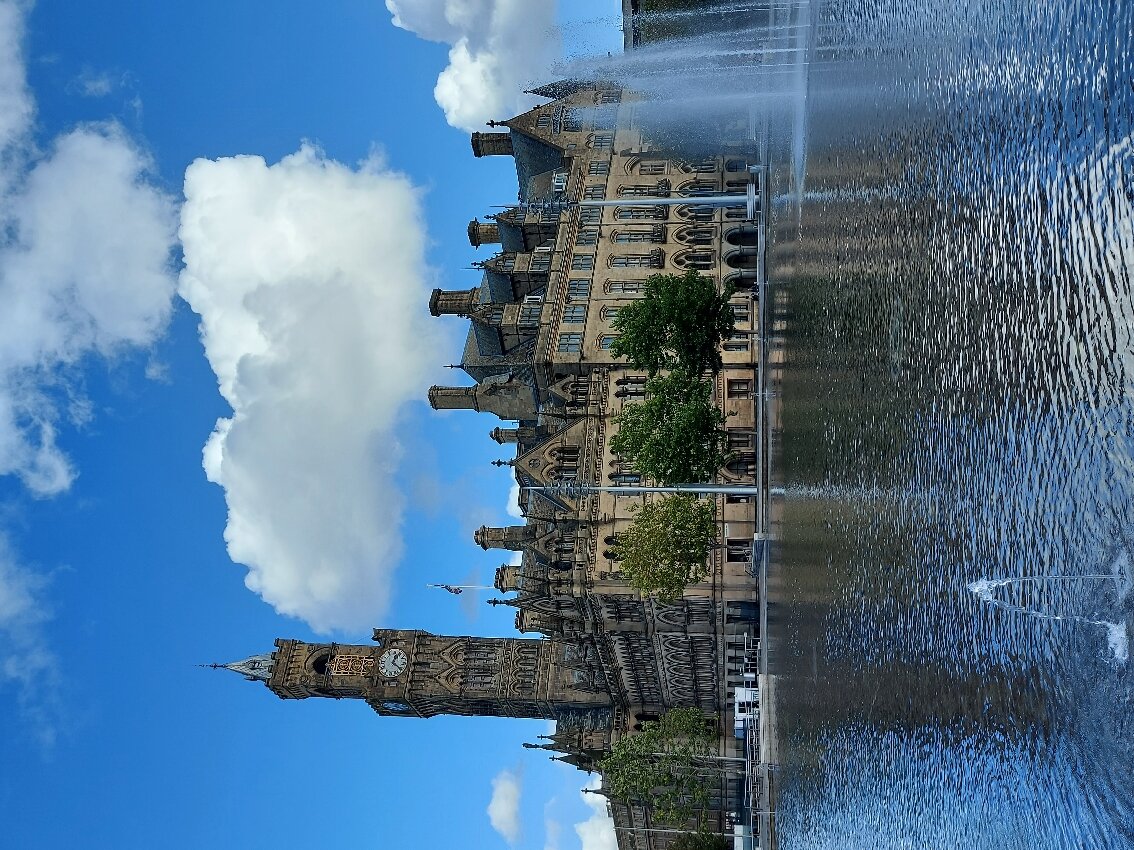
[378,648,408,678]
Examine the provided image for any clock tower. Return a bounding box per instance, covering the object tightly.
[233,629,612,723]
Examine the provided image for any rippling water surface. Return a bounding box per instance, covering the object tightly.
[765,1,1134,847]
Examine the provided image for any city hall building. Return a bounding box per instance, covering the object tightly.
[224,80,766,847]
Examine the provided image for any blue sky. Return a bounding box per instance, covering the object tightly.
[0,1,622,847]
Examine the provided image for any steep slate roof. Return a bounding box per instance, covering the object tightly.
[524,79,590,100]
[497,218,527,252]
[508,129,564,202]
[482,270,515,303]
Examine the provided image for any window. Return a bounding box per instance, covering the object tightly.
[726,453,757,477]
[495,254,515,271]
[583,184,606,200]
[596,90,621,104]
[557,333,582,353]
[567,279,590,300]
[677,227,715,245]
[620,181,670,198]
[562,109,582,132]
[537,113,552,128]
[601,306,621,321]
[551,445,581,463]
[588,160,610,175]
[530,251,551,272]
[673,250,714,270]
[679,180,718,197]
[614,374,647,399]
[571,254,595,270]
[576,228,599,246]
[679,205,716,222]
[727,430,754,450]
[724,334,750,352]
[681,159,718,173]
[725,453,752,480]
[605,280,643,295]
[609,473,641,485]
[726,159,750,172]
[727,379,752,398]
[731,302,750,322]
[616,206,665,221]
[551,463,579,482]
[726,538,753,563]
[579,206,601,226]
[726,225,760,247]
[519,303,541,326]
[329,655,375,676]
[589,133,614,150]
[599,335,617,349]
[592,107,617,129]
[610,253,662,269]
[562,305,586,324]
[639,162,666,176]
[552,171,569,193]
[613,229,663,244]
[726,601,759,623]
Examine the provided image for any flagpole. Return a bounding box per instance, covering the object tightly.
[426,583,498,595]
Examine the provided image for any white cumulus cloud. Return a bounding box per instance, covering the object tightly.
[384,0,562,131]
[575,776,617,850]
[178,144,442,633]
[488,768,523,844]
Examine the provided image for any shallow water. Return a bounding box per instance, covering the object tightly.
[764,0,1134,847]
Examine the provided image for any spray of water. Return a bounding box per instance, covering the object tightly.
[559,0,815,197]
[968,557,1131,664]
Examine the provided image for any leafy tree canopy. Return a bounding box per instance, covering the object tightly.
[610,270,735,376]
[609,370,728,485]
[613,495,717,600]
[599,708,718,826]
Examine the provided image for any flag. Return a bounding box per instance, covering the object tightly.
[438,584,463,595]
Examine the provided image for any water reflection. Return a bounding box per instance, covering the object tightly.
[767,0,1134,847]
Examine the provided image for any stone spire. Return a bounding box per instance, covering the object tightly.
[468,219,502,248]
[428,386,479,412]
[471,131,514,157]
[429,287,481,317]
[428,373,536,421]
[207,653,275,682]
[475,524,537,551]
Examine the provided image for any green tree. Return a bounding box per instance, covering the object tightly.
[599,708,719,826]
[613,495,717,600]
[668,833,731,850]
[610,270,735,376]
[609,370,728,485]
